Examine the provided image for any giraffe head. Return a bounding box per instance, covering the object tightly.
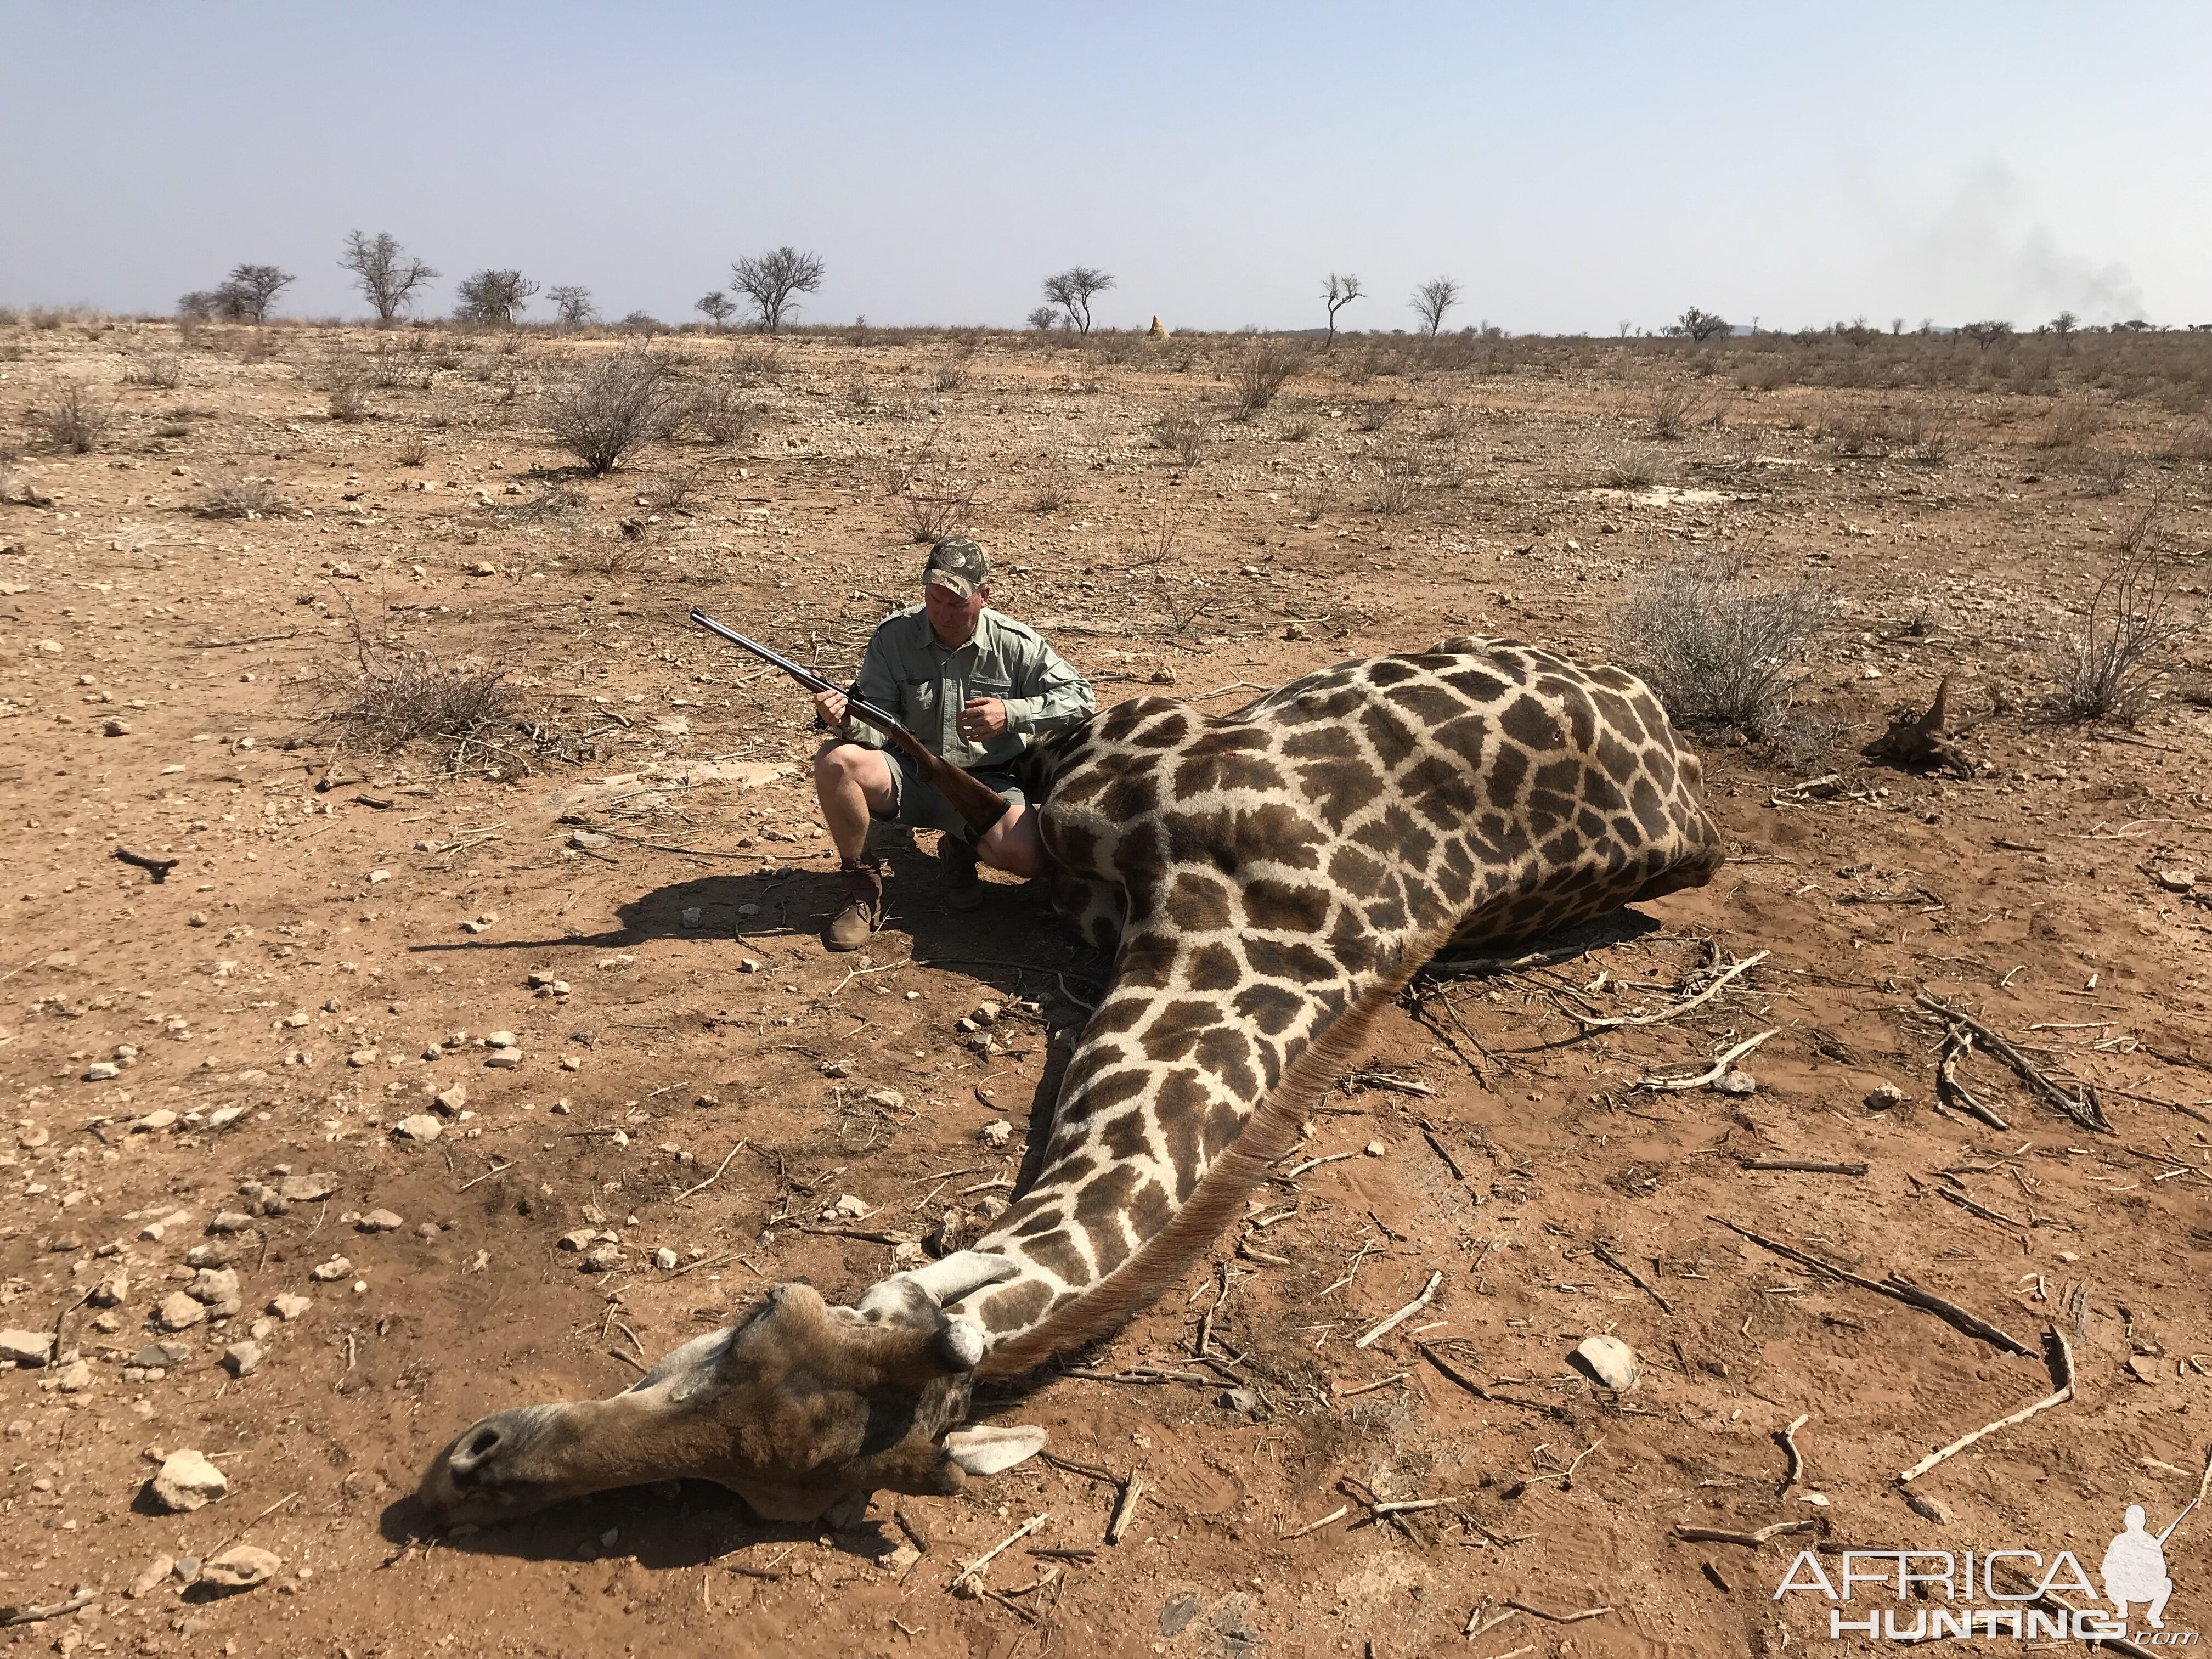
[416,1253,1039,1526]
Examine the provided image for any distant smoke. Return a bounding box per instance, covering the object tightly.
[1906,162,2144,324]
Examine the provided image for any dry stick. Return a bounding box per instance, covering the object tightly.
[1899,1328,2076,1485]
[675,1139,749,1205]
[1636,1029,1778,1092]
[1418,1342,1570,1420]
[1465,1607,1517,1640]
[1355,1270,1443,1348]
[1105,1477,1145,1544]
[1936,1029,2010,1131]
[1776,1413,1810,1498]
[1421,1125,1466,1180]
[1337,1371,1411,1398]
[949,1513,1050,1594]
[1283,1503,1350,1541]
[1741,1158,1868,1176]
[1711,1216,2032,1357]
[1283,1151,1356,1180]
[1673,1519,1818,1548]
[1565,951,1769,1030]
[1592,1240,1673,1313]
[0,1589,97,1628]
[458,1161,513,1191]
[1916,991,2109,1132]
[1937,1184,2025,1231]
[1504,1599,1613,1624]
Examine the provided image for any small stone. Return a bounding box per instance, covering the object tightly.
[1216,1386,1261,1413]
[865,1086,905,1111]
[483,1048,523,1069]
[222,1341,265,1378]
[131,1340,194,1369]
[416,1222,440,1239]
[1711,1070,1758,1096]
[979,1119,1014,1148]
[736,902,761,918]
[208,1211,256,1234]
[52,1356,93,1391]
[2126,1355,2165,1385]
[485,1030,517,1048]
[2155,868,2197,893]
[199,1544,280,1593]
[557,1229,595,1251]
[84,1061,121,1081]
[103,716,132,736]
[393,1114,443,1142]
[149,1448,228,1512]
[738,958,762,974]
[1904,1491,1955,1525]
[157,1291,209,1331]
[185,1243,235,1269]
[188,1267,241,1306]
[128,1554,177,1599]
[132,1109,179,1133]
[819,1058,853,1078]
[433,1085,467,1114]
[1364,1140,1387,1158]
[188,910,208,926]
[653,1247,679,1270]
[276,1173,337,1203]
[357,1209,404,1233]
[1,1332,56,1369]
[973,1002,1002,1026]
[1864,1083,1905,1111]
[580,1243,624,1273]
[561,1054,582,1071]
[91,1269,129,1307]
[307,1256,353,1282]
[1570,1333,1641,1392]
[268,1294,312,1321]
[681,906,703,928]
[567,830,610,849]
[831,1193,872,1219]
[347,1048,380,1068]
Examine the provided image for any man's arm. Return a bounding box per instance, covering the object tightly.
[999,632,1094,741]
[831,623,902,750]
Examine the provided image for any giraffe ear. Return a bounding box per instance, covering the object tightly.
[942,1425,1047,1476]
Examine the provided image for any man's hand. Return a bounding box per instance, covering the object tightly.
[957,697,1008,742]
[813,688,848,728]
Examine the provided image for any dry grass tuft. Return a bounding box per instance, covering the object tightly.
[2044,514,2197,723]
[1615,556,1838,737]
[543,349,681,475]
[323,620,516,761]
[195,471,289,518]
[32,378,110,453]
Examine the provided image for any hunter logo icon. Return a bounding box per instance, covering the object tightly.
[2104,1497,2194,1629]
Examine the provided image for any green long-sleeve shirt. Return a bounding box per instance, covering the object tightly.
[842,606,1094,768]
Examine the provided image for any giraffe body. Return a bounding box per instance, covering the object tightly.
[416,638,1721,1525]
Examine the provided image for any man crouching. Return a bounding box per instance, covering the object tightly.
[811,537,1094,952]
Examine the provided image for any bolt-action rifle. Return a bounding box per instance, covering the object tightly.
[687,608,1010,835]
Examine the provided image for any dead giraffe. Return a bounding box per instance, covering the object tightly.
[417,637,1723,1525]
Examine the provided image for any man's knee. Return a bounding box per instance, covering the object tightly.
[980,809,1046,877]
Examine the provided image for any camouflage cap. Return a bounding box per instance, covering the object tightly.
[923,536,990,599]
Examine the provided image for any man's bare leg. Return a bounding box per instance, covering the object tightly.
[814,742,896,861]
[977,804,1045,878]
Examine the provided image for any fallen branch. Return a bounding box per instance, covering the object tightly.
[0,1588,95,1628]
[1673,1519,1819,1549]
[1936,1028,2010,1130]
[1344,1070,1435,1097]
[1635,1029,1778,1092]
[1741,1158,1867,1176]
[1105,1476,1144,1545]
[1898,1328,2075,1485]
[1418,1342,1570,1420]
[1566,951,1768,1030]
[675,1139,748,1205]
[112,846,180,883]
[1355,1269,1443,1348]
[1916,992,2109,1133]
[1776,1413,1810,1498]
[1937,1184,2025,1231]
[1504,1599,1613,1624]
[1711,1216,2032,1356]
[1592,1240,1673,1313]
[1282,1503,1349,1540]
[950,1512,1049,1594]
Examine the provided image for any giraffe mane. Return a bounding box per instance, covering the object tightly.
[975,904,1466,1376]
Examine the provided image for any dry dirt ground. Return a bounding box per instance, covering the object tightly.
[2,317,2210,1659]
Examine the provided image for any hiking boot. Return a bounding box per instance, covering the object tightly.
[938,834,984,912]
[825,858,883,952]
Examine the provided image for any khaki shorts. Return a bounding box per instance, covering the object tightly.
[871,749,1027,844]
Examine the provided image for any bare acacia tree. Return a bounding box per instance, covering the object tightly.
[1042,267,1115,336]
[1322,273,1363,348]
[695,291,737,329]
[340,232,438,324]
[547,285,597,328]
[1669,306,1731,343]
[1960,319,2014,351]
[213,264,294,324]
[1025,306,1061,334]
[730,246,826,332]
[454,270,539,326]
[1410,276,1461,337]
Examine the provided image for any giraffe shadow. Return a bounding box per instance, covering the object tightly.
[376,1482,905,1571]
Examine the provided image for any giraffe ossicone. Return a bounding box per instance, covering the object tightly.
[418,638,1723,1526]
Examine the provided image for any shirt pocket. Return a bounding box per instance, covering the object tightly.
[898,679,940,722]
[966,676,1015,703]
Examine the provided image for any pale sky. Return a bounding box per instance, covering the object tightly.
[5,1,2208,333]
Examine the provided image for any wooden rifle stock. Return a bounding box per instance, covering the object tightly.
[687,608,1009,836]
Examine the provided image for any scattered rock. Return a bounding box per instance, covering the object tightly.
[268,1294,312,1321]
[207,1211,257,1234]
[198,1545,280,1593]
[557,1229,595,1251]
[156,1291,209,1331]
[90,1269,129,1307]
[2126,1355,2166,1385]
[681,906,703,928]
[1569,1333,1641,1392]
[103,716,132,737]
[393,1114,443,1142]
[0,1336,54,1371]
[580,1244,624,1273]
[357,1209,404,1233]
[148,1449,229,1513]
[130,1341,194,1370]
[485,1030,517,1048]
[128,1554,177,1599]
[483,1048,523,1069]
[307,1257,353,1282]
[1711,1070,1758,1096]
[978,1119,1014,1148]
[567,830,610,849]
[2155,868,2197,894]
[830,1193,873,1220]
[1864,1084,1905,1111]
[187,1267,241,1306]
[433,1085,467,1115]
[275,1173,336,1203]
[738,957,762,973]
[653,1247,678,1270]
[1905,1491,1955,1525]
[83,1061,121,1081]
[1364,1140,1387,1158]
[222,1341,265,1378]
[1216,1386,1261,1413]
